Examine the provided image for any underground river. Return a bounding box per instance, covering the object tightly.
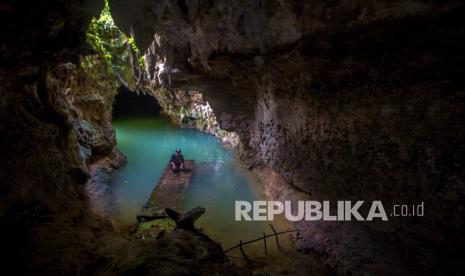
[110,117,291,256]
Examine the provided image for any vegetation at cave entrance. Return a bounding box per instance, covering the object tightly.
[84,0,141,87]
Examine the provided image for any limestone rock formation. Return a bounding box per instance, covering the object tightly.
[108,0,465,274]
[0,1,246,274]
[1,0,464,274]
[151,87,240,147]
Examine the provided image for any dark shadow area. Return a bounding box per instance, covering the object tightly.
[113,85,161,119]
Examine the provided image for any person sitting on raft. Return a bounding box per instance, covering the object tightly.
[170,148,185,173]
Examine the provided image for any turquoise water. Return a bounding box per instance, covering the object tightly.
[111,118,289,251]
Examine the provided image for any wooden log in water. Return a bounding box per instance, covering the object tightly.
[136,160,194,220]
[165,206,205,230]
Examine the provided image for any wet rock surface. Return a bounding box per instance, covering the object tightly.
[94,229,250,276]
[86,148,127,221]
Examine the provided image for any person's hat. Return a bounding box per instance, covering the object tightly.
[175,148,181,153]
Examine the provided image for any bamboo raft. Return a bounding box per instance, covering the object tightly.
[136,160,194,221]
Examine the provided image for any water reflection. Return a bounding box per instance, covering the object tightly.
[111,118,290,253]
[111,118,233,222]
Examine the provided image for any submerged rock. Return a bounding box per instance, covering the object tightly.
[86,148,127,221]
[133,218,176,240]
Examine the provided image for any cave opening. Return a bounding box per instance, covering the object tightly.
[112,85,161,119]
[1,0,464,274]
[84,1,291,260]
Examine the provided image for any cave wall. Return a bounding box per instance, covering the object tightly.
[0,15,127,276]
[109,0,465,273]
[0,1,252,274]
[0,1,110,273]
[145,86,240,147]
[250,35,465,273]
[1,0,464,274]
[72,57,120,159]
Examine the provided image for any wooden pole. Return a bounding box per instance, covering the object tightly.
[239,240,250,265]
[223,229,299,253]
[269,224,281,250]
[263,232,268,255]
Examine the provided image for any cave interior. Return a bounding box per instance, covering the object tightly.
[0,0,464,275]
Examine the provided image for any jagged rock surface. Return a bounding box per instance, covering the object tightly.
[0,1,247,274]
[150,87,240,147]
[109,0,465,274]
[1,0,464,274]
